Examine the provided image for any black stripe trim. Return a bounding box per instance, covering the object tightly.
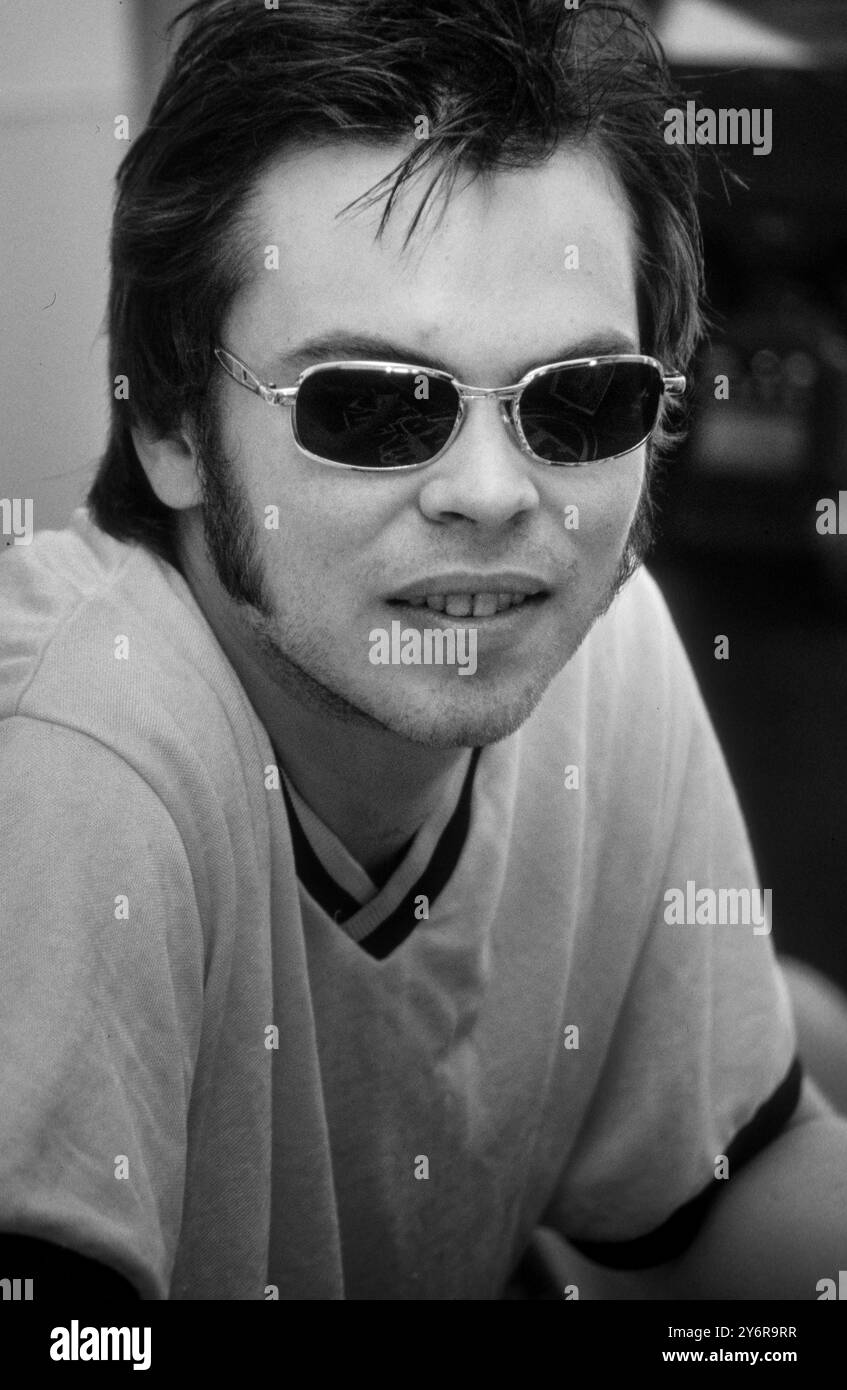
[361,747,482,959]
[568,1054,804,1270]
[280,779,362,925]
[282,748,482,959]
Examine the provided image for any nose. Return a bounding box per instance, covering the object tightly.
[416,394,541,528]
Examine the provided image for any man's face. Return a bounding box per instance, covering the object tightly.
[189,141,647,749]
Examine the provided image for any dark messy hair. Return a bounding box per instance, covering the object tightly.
[86,0,704,570]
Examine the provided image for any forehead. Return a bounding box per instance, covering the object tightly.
[228,141,640,380]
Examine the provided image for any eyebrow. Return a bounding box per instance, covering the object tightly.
[269,330,641,381]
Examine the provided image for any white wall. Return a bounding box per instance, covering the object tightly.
[0,0,144,536]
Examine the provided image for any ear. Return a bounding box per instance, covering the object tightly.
[131,419,203,510]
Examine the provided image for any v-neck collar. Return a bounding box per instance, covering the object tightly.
[280,748,482,959]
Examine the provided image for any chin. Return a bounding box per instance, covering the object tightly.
[366,674,557,750]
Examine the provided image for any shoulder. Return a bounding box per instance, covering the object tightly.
[0,506,179,718]
[0,509,273,897]
[2,507,260,761]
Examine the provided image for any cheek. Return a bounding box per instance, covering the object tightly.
[229,427,348,565]
[576,454,645,557]
[258,473,396,599]
[215,400,395,599]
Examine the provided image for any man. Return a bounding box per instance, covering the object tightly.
[1,0,845,1301]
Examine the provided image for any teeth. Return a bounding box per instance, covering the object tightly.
[444,594,473,617]
[399,591,535,614]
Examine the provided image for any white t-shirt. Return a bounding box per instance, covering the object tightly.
[0,507,798,1299]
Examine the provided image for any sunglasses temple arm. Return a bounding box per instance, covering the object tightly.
[214,347,295,406]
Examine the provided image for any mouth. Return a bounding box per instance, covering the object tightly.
[388,590,547,619]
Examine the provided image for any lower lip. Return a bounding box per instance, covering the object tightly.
[386,594,548,634]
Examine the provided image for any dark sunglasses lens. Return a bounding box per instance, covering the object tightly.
[294,368,459,468]
[518,361,662,463]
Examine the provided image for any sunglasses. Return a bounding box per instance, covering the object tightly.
[214,346,685,471]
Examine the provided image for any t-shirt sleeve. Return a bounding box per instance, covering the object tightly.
[541,576,800,1266]
[0,716,204,1299]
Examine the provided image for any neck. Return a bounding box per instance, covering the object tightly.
[273,706,470,881]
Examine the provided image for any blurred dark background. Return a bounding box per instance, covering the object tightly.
[638,0,847,989]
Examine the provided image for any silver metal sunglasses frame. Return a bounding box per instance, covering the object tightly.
[214,345,686,471]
